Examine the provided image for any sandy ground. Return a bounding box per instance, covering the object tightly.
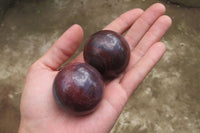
[0,0,200,132]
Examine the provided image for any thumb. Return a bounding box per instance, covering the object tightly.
[37,24,84,70]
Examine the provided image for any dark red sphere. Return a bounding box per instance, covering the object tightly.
[53,63,104,115]
[83,30,130,79]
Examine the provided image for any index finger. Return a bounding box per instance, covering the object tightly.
[72,8,143,63]
[103,8,143,34]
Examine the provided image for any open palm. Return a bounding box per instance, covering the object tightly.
[19,3,172,133]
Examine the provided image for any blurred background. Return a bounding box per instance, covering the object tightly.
[0,0,200,132]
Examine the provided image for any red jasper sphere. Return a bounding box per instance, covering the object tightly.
[83,30,130,79]
[53,63,104,115]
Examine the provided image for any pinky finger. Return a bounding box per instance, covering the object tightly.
[120,42,166,97]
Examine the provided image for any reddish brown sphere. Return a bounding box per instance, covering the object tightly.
[53,63,104,115]
[83,30,130,79]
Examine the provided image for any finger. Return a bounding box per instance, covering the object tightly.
[125,3,166,49]
[103,42,166,114]
[37,24,84,70]
[72,9,144,63]
[127,15,172,70]
[103,8,143,34]
[120,42,166,96]
[104,42,166,114]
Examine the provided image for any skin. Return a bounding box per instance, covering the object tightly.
[19,3,172,133]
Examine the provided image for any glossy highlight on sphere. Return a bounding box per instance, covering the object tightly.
[53,63,104,115]
[83,30,130,79]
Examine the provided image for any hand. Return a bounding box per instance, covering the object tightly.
[19,3,171,133]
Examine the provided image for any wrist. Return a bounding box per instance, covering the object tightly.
[18,119,35,133]
[18,121,30,133]
[18,118,50,133]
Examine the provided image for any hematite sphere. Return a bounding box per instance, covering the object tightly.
[83,30,130,79]
[53,63,104,115]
